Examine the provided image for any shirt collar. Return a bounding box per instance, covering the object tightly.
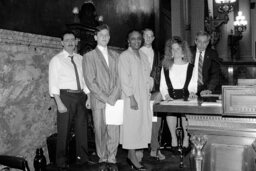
[196,49,205,55]
[97,45,108,52]
[142,46,152,50]
[63,50,74,58]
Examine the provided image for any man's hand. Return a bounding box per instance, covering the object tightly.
[57,102,68,113]
[189,92,198,99]
[165,94,173,101]
[151,92,163,104]
[53,94,67,113]
[107,97,116,106]
[200,90,212,96]
[85,99,91,109]
[85,93,91,109]
[129,95,138,110]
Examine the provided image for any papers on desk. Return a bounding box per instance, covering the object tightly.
[201,94,221,98]
[160,99,198,106]
[105,100,124,125]
[201,102,222,107]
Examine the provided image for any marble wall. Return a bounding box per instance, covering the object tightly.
[0,29,62,169]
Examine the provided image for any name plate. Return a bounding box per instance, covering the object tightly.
[222,86,256,117]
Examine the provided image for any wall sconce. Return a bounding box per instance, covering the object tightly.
[228,11,247,61]
[234,11,247,35]
[205,0,236,49]
[215,0,236,14]
[72,7,80,23]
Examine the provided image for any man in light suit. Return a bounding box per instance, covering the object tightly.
[140,28,165,161]
[191,31,221,96]
[83,24,121,171]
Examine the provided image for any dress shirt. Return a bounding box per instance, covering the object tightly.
[160,63,197,100]
[49,50,90,97]
[194,49,206,87]
[97,45,109,67]
[140,46,154,71]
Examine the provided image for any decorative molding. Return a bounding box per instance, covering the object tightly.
[0,29,62,49]
[187,115,256,130]
[187,115,256,122]
[190,134,207,171]
[222,86,256,117]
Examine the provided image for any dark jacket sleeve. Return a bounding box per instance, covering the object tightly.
[207,50,221,92]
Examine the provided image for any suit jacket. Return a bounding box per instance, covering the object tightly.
[149,49,161,92]
[83,47,121,110]
[191,46,221,93]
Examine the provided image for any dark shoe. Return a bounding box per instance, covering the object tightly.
[108,163,118,171]
[76,159,89,167]
[126,158,146,170]
[171,146,178,149]
[98,162,108,171]
[57,165,69,171]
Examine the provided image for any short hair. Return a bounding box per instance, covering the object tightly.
[162,36,192,69]
[61,30,76,40]
[142,28,154,36]
[195,31,210,41]
[127,29,142,40]
[95,24,110,35]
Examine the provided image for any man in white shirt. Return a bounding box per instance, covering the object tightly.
[140,28,165,161]
[83,24,121,171]
[49,31,90,170]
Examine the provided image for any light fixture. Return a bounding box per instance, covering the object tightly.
[215,0,236,14]
[204,0,236,49]
[234,11,247,34]
[228,11,247,61]
[72,7,80,23]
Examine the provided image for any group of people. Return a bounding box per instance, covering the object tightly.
[49,24,221,171]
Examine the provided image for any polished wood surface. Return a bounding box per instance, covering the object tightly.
[154,101,222,115]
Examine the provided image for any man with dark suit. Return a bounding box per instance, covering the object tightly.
[191,31,221,95]
[49,31,90,170]
[83,24,121,171]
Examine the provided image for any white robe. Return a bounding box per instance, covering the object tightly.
[118,47,153,149]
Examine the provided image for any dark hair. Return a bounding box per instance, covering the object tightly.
[95,24,110,35]
[61,30,76,40]
[124,29,142,48]
[162,36,192,69]
[127,29,142,40]
[195,31,210,41]
[142,28,154,36]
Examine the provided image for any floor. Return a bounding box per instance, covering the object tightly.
[47,145,193,171]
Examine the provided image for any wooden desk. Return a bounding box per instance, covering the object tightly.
[154,101,256,171]
[154,101,222,115]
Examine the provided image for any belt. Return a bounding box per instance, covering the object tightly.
[60,89,84,94]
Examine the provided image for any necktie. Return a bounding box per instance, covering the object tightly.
[69,56,81,90]
[198,52,203,86]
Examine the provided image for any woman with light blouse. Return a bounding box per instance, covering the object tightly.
[160,36,197,148]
